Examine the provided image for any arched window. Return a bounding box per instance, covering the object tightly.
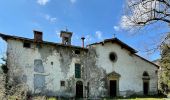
[142,71,150,80]
[143,71,149,77]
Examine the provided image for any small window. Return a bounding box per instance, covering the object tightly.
[75,64,81,78]
[109,52,117,62]
[51,62,53,65]
[75,50,80,54]
[60,81,65,86]
[23,42,31,48]
[64,37,69,45]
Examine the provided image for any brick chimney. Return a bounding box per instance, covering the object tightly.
[34,30,43,42]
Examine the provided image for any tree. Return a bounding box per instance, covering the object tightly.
[1,57,8,74]
[160,33,170,95]
[122,0,170,29]
[0,57,28,100]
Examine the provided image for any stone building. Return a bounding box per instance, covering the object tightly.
[0,30,159,98]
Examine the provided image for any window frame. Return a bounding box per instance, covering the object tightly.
[75,63,81,78]
[75,49,81,55]
[60,81,65,86]
[23,42,31,48]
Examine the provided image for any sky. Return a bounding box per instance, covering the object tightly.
[0,0,169,62]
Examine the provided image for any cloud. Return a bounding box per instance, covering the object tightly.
[44,14,57,23]
[70,0,76,4]
[37,0,50,5]
[113,26,120,31]
[95,31,103,40]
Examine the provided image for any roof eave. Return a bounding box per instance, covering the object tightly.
[88,38,137,53]
[0,33,88,51]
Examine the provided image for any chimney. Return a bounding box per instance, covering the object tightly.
[81,37,85,48]
[60,31,72,45]
[34,30,43,42]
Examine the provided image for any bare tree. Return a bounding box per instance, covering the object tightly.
[120,0,170,52]
[122,0,170,29]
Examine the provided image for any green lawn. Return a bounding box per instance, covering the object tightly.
[127,98,165,100]
[105,98,169,100]
[123,98,169,100]
[47,98,170,100]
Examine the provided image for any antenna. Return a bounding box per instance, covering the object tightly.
[113,33,116,38]
[65,26,68,32]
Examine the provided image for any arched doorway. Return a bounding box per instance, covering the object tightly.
[76,81,83,98]
[142,71,150,95]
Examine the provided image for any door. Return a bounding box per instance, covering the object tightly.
[143,82,149,95]
[76,81,83,98]
[110,80,117,97]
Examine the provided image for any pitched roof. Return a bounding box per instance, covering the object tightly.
[0,33,88,50]
[88,38,159,68]
[88,38,138,53]
[0,32,160,68]
[134,54,159,68]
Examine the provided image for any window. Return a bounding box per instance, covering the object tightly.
[75,64,81,78]
[143,71,149,76]
[142,71,150,80]
[109,52,117,62]
[34,59,44,73]
[34,74,45,91]
[64,37,69,45]
[75,50,80,54]
[51,62,53,65]
[60,81,65,86]
[23,42,31,48]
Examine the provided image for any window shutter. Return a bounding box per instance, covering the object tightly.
[75,64,81,78]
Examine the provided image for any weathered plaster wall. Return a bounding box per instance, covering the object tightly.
[6,39,158,98]
[6,39,87,97]
[92,42,158,96]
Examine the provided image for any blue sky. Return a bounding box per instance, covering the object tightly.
[0,0,169,62]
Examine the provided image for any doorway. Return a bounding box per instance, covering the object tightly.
[76,81,83,98]
[143,82,149,95]
[110,80,117,97]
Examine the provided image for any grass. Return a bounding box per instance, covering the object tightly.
[120,98,170,100]
[46,98,170,100]
[48,97,57,100]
